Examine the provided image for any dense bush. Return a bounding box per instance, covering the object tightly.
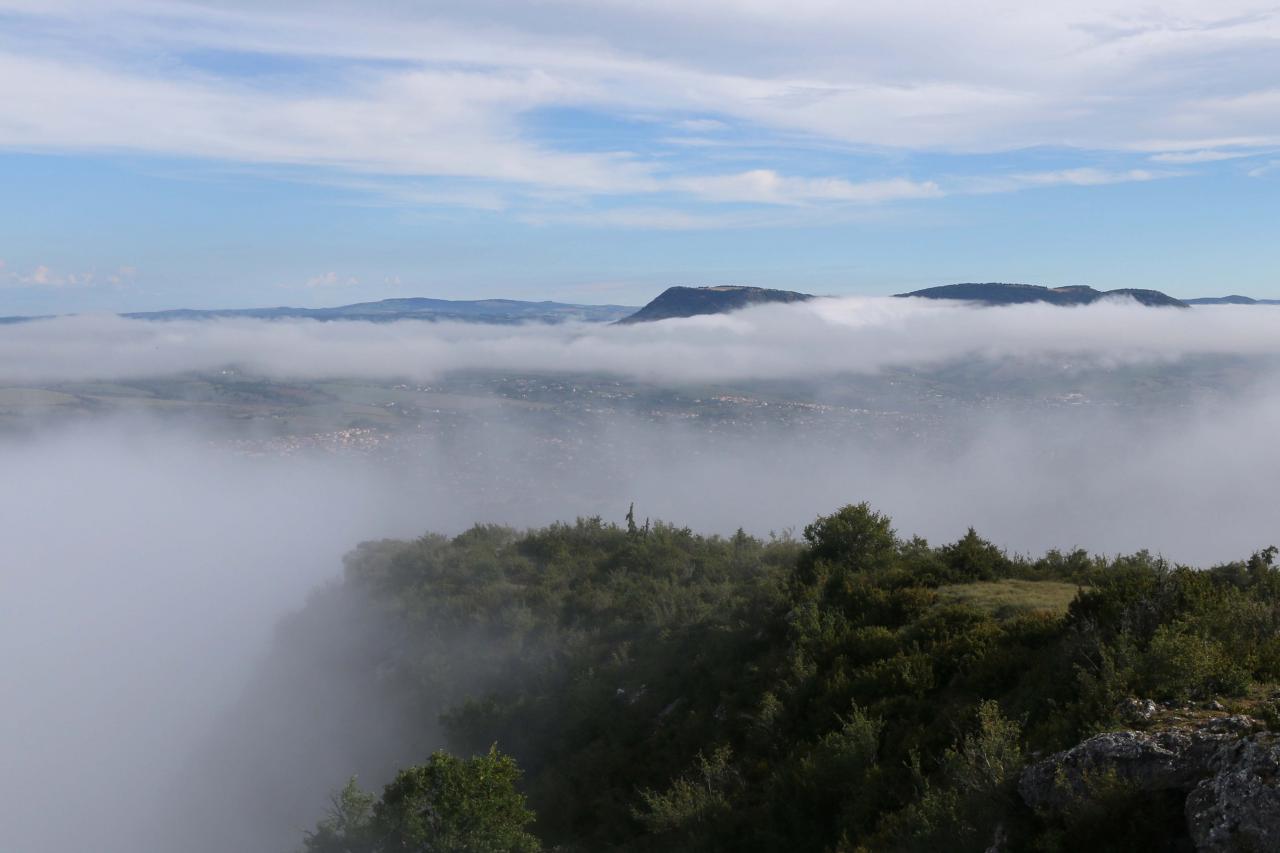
[296,504,1279,851]
[303,746,539,853]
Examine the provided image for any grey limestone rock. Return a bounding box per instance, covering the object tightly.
[1019,715,1278,851]
[1185,735,1280,852]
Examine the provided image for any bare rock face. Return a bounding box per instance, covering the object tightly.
[1019,715,1277,851]
[1019,728,1220,812]
[1185,736,1280,852]
[1118,697,1159,723]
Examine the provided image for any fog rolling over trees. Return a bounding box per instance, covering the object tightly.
[0,302,1279,850]
[5,0,1279,844]
[0,428,426,853]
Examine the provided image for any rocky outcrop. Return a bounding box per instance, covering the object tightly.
[1021,730,1196,811]
[1186,736,1280,851]
[1019,715,1280,851]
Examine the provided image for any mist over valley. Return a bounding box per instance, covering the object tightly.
[5,0,1280,847]
[3,296,1280,850]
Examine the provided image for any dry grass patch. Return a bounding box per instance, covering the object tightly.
[935,579,1084,619]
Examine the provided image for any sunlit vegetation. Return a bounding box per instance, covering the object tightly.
[934,578,1083,618]
[297,506,1280,851]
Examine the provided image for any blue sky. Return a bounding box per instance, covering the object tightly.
[0,0,1277,312]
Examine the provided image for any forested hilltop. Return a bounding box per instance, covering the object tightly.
[286,506,1280,852]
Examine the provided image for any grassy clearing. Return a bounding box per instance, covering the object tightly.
[936,579,1084,618]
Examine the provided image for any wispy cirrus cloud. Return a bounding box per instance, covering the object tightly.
[0,0,1276,220]
[516,166,1179,230]
[950,167,1174,197]
[1149,149,1262,164]
[672,171,943,205]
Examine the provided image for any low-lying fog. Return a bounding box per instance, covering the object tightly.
[4,297,1280,384]
[3,298,1279,851]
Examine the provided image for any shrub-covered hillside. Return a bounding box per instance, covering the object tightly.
[294,504,1280,852]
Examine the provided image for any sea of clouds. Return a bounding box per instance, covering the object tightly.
[3,298,1280,852]
[3,297,1280,385]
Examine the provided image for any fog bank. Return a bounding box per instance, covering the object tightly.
[3,300,1280,851]
[0,425,433,853]
[4,400,1280,851]
[3,298,1280,385]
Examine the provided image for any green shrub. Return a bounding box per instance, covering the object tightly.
[1140,622,1246,701]
[303,746,539,853]
[292,507,1280,852]
[633,745,738,834]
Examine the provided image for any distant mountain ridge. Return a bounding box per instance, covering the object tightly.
[1183,295,1280,305]
[617,285,813,324]
[120,297,636,324]
[4,286,1278,327]
[897,282,1188,308]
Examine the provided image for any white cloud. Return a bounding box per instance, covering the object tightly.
[0,0,1276,213]
[673,118,728,132]
[954,167,1172,195]
[1149,149,1259,164]
[5,297,1280,385]
[522,207,755,230]
[647,166,1181,217]
[1009,167,1163,187]
[674,170,942,205]
[0,50,653,194]
[656,135,731,148]
[0,262,106,288]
